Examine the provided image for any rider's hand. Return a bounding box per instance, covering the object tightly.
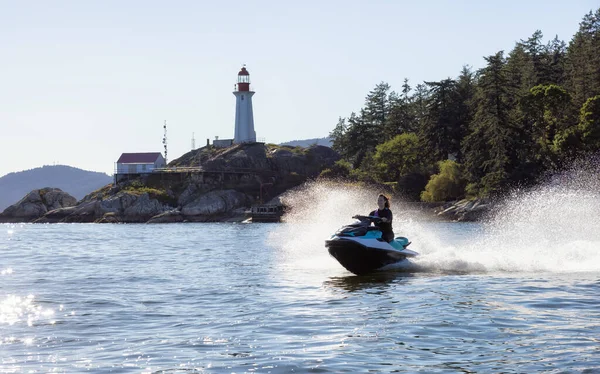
[381,217,388,222]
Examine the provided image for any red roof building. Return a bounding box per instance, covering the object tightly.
[115,152,166,174]
[117,152,164,164]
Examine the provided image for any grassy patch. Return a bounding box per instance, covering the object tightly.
[123,181,177,206]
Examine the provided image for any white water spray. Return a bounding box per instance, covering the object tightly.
[471,166,600,273]
[269,167,600,275]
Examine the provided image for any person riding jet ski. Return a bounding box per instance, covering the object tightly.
[361,193,394,242]
[325,194,418,275]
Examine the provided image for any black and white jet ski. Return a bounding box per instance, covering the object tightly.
[325,215,418,275]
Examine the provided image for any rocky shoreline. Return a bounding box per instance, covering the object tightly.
[433,198,492,222]
[0,143,339,224]
[0,186,493,224]
[0,143,494,224]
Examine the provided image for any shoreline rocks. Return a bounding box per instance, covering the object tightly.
[434,198,492,222]
[0,188,77,223]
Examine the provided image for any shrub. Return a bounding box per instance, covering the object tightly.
[421,160,467,202]
[319,160,352,179]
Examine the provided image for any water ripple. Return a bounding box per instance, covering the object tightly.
[1,223,600,372]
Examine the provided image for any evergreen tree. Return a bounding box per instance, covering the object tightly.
[462,52,515,196]
[386,79,416,139]
[420,78,461,162]
[566,9,600,108]
[454,66,477,162]
[544,35,568,86]
[342,112,375,167]
[503,42,547,184]
[411,83,429,133]
[520,30,548,87]
[520,84,576,168]
[329,117,348,158]
[362,82,391,138]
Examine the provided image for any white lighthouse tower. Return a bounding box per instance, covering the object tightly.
[233,66,256,143]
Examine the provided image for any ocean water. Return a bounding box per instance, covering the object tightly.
[2,180,600,373]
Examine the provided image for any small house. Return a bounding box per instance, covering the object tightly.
[115,152,166,174]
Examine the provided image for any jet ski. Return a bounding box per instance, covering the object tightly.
[325,215,418,275]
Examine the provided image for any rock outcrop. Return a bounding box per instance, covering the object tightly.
[0,188,77,222]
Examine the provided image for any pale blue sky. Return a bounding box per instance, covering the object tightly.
[1,0,596,177]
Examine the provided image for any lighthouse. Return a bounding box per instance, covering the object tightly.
[233,66,256,143]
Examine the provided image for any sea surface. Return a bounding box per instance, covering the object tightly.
[2,181,600,373]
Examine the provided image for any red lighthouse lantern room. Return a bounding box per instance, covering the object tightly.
[237,66,250,92]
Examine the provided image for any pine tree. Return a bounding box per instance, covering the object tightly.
[420,78,461,162]
[454,66,477,162]
[544,35,567,86]
[411,83,429,133]
[520,30,548,87]
[362,82,390,138]
[342,112,377,168]
[462,52,515,196]
[386,79,416,139]
[329,117,348,158]
[520,84,576,168]
[565,9,600,108]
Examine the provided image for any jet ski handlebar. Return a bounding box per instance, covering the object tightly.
[351,215,382,223]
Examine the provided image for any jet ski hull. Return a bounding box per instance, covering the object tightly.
[326,238,410,275]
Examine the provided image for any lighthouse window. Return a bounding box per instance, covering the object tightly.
[241,95,244,100]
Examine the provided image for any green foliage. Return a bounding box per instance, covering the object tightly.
[319,160,353,179]
[520,84,576,167]
[123,181,176,206]
[370,133,428,184]
[578,95,600,150]
[421,160,467,202]
[349,153,378,183]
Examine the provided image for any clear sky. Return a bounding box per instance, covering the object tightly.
[1,0,597,177]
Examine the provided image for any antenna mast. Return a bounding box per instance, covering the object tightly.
[162,120,168,164]
[191,132,196,150]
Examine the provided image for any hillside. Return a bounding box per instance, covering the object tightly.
[0,165,112,211]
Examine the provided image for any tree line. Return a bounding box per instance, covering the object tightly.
[326,9,600,201]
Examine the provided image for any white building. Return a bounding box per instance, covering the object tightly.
[233,66,256,143]
[115,152,166,174]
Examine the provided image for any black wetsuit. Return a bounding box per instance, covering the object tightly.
[369,208,394,242]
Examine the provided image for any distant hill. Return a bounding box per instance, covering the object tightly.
[280,137,332,148]
[0,165,112,211]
